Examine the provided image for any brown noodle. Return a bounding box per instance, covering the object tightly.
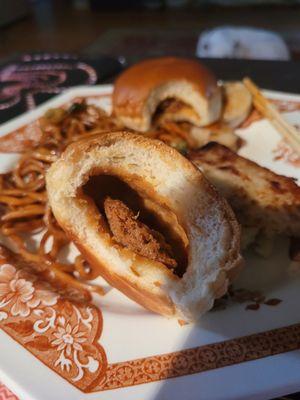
[0,99,191,295]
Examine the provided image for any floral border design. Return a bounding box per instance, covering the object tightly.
[0,94,300,396]
[273,139,300,167]
[0,383,18,400]
[93,322,300,391]
[241,98,300,128]
[0,246,107,393]
[241,98,300,167]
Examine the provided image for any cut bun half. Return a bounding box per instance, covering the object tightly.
[156,81,252,130]
[112,57,222,132]
[46,131,242,321]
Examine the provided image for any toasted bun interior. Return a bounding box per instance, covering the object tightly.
[112,57,222,131]
[46,131,242,321]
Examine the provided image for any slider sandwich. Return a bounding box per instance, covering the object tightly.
[46,132,242,321]
[112,57,252,151]
[113,57,222,131]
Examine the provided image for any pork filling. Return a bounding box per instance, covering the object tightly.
[104,197,177,270]
[82,174,188,277]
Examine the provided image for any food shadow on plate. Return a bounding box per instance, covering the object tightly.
[97,297,153,317]
[150,238,299,400]
[193,236,293,337]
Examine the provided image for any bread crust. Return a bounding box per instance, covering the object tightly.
[112,57,222,131]
[72,238,176,316]
[46,131,242,321]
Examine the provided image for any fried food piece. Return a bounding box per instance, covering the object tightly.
[104,197,177,269]
[189,142,300,237]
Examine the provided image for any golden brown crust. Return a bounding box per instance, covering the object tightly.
[65,130,199,177]
[189,142,300,236]
[112,57,219,118]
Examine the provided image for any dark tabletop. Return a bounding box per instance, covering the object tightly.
[1,54,300,124]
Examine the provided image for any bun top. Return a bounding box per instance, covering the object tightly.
[112,57,222,131]
[113,57,219,108]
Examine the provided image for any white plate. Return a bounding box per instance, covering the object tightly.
[0,85,300,400]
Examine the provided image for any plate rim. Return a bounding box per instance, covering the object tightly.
[0,84,300,400]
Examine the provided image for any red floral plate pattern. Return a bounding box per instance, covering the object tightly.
[0,85,299,400]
